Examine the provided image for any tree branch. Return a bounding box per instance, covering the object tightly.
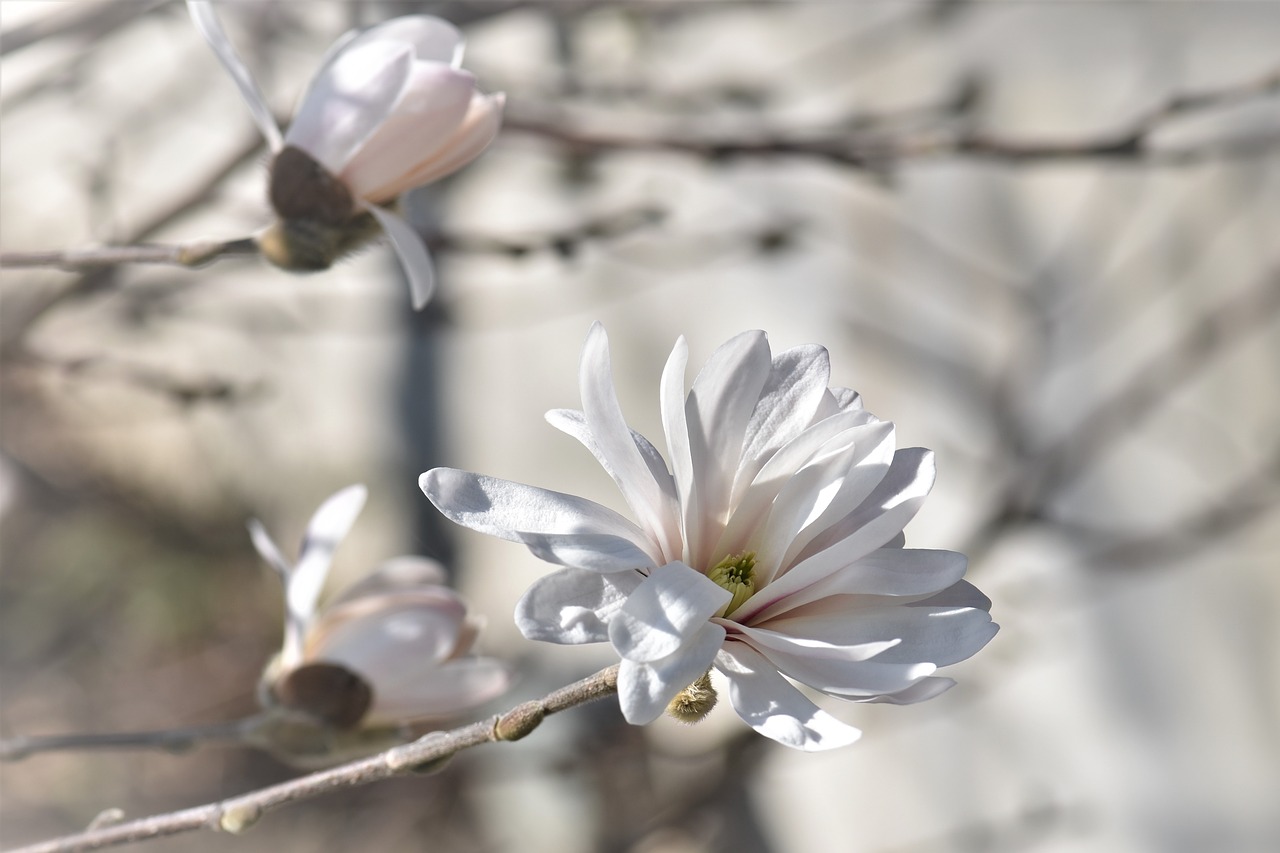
[0,239,259,272]
[0,717,265,762]
[5,666,620,853]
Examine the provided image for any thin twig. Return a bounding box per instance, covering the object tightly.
[0,716,266,762]
[506,66,1280,167]
[0,239,259,272]
[5,666,620,853]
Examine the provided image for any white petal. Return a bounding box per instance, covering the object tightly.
[617,621,725,724]
[682,331,773,567]
[187,1,283,151]
[577,323,682,562]
[363,204,436,309]
[732,344,831,505]
[288,485,368,629]
[330,556,449,605]
[515,567,644,644]
[247,518,293,581]
[421,468,659,565]
[516,531,656,573]
[731,623,936,696]
[716,643,861,751]
[364,657,510,725]
[339,64,477,200]
[744,548,968,620]
[308,590,467,667]
[357,16,463,66]
[660,335,693,561]
[846,677,956,705]
[545,409,677,511]
[285,41,414,174]
[365,91,505,201]
[608,562,730,663]
[761,585,998,668]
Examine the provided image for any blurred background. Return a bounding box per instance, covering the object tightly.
[1,1,1278,851]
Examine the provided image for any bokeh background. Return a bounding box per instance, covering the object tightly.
[2,1,1278,851]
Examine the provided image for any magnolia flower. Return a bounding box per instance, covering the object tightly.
[423,324,996,751]
[248,485,509,758]
[188,2,504,308]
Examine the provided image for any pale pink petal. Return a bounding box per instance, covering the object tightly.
[338,64,476,200]
[716,644,862,751]
[308,591,467,666]
[188,1,283,151]
[617,621,725,724]
[609,562,730,663]
[363,204,435,309]
[364,657,510,725]
[285,41,414,174]
[354,16,463,66]
[330,556,449,605]
[365,91,504,202]
[515,567,645,644]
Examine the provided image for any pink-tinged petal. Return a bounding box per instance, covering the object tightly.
[577,323,682,563]
[515,567,644,644]
[330,556,449,606]
[339,64,476,200]
[355,16,464,66]
[716,643,862,751]
[308,590,467,665]
[516,531,656,573]
[289,485,368,635]
[364,657,510,725]
[187,1,283,151]
[759,585,998,668]
[846,677,956,705]
[617,622,725,724]
[730,623,936,696]
[731,344,831,505]
[421,468,658,563]
[285,41,414,174]
[744,548,968,620]
[609,562,730,663]
[682,331,773,567]
[363,204,435,308]
[367,90,504,201]
[713,409,882,559]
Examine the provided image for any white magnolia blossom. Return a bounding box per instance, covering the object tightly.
[188,2,504,307]
[249,485,510,731]
[423,324,997,751]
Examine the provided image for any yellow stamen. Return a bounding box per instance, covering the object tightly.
[708,551,756,617]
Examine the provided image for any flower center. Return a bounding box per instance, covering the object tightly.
[708,551,756,617]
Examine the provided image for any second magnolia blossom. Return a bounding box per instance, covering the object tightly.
[249,485,509,763]
[423,323,997,751]
[189,3,503,307]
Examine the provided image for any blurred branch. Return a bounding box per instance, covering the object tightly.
[0,717,264,762]
[0,239,259,273]
[7,666,620,853]
[0,0,169,56]
[507,66,1280,167]
[4,349,266,406]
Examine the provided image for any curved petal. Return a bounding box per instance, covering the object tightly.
[732,344,831,504]
[420,468,658,564]
[285,41,414,174]
[364,90,505,202]
[617,621,725,724]
[288,485,368,633]
[545,409,676,511]
[608,562,730,663]
[187,1,283,151]
[308,590,467,667]
[515,567,644,644]
[363,203,435,309]
[682,331,772,567]
[247,518,293,582]
[364,657,510,725]
[339,64,477,200]
[845,676,956,705]
[355,16,463,66]
[716,643,861,751]
[578,323,682,563]
[660,335,693,561]
[732,623,936,696]
[330,556,450,605]
[516,530,656,573]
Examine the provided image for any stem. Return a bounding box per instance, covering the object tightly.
[0,717,265,762]
[5,666,620,853]
[0,238,259,272]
